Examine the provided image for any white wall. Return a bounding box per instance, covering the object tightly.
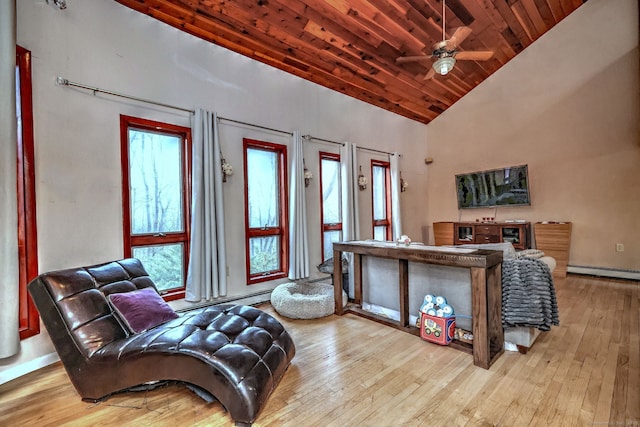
[1,0,428,382]
[7,0,636,385]
[425,0,640,270]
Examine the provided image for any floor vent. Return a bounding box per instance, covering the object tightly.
[568,265,640,281]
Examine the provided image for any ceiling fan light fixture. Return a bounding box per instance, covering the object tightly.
[433,57,456,75]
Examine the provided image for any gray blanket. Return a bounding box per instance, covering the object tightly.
[502,258,559,331]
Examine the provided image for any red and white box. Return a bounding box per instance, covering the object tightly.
[420,313,456,345]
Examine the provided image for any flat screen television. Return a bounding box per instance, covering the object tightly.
[455,165,530,209]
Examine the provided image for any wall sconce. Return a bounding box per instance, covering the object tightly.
[400,172,408,192]
[303,159,312,187]
[358,166,368,191]
[221,158,233,182]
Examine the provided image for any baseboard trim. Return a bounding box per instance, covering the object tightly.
[0,352,60,386]
[568,265,640,281]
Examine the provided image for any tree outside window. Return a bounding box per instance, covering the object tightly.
[120,116,191,300]
[244,139,288,283]
[371,160,392,241]
[320,152,342,261]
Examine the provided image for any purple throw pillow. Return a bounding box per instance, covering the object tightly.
[108,287,179,333]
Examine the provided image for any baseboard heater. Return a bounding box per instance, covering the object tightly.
[176,276,332,313]
[568,265,640,281]
[176,290,273,313]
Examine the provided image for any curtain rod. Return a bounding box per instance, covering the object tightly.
[56,76,195,114]
[304,134,400,157]
[56,76,400,156]
[359,146,401,157]
[218,116,292,136]
[302,135,344,146]
[56,76,292,135]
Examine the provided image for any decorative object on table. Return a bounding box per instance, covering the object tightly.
[396,234,411,246]
[303,159,312,187]
[419,294,456,345]
[400,171,408,192]
[221,157,233,182]
[358,165,368,190]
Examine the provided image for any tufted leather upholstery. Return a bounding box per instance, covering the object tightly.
[28,258,295,426]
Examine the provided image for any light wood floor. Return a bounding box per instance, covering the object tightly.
[1,274,638,426]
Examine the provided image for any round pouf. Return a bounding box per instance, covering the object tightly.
[271,282,348,319]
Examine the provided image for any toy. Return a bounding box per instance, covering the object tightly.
[418,294,456,345]
[420,294,435,312]
[420,313,456,345]
[420,294,455,318]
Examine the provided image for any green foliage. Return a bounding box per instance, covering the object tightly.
[133,245,183,292]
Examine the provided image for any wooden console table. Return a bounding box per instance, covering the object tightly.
[333,241,504,369]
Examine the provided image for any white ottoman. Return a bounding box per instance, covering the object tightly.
[271,282,347,319]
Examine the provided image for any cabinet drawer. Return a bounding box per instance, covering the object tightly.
[475,225,499,235]
[475,235,500,244]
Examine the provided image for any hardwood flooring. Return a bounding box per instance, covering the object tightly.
[1,274,638,426]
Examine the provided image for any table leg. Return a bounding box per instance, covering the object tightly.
[333,249,344,315]
[353,253,362,305]
[471,267,489,369]
[399,259,409,327]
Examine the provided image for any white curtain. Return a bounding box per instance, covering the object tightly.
[186,109,227,301]
[389,152,403,241]
[0,0,19,359]
[340,141,360,242]
[288,130,310,279]
[340,142,359,298]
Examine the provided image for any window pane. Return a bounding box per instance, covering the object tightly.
[374,226,387,241]
[321,159,341,224]
[372,165,387,220]
[323,230,342,261]
[249,236,280,274]
[129,130,183,234]
[133,244,184,292]
[247,148,279,228]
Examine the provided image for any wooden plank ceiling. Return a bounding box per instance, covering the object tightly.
[114,0,588,124]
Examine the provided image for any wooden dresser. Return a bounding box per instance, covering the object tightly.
[433,222,454,246]
[452,222,531,250]
[534,222,572,278]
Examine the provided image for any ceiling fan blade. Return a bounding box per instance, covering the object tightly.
[455,50,494,61]
[423,67,436,80]
[396,55,432,63]
[448,26,472,49]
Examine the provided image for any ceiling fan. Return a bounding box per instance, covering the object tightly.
[397,0,494,80]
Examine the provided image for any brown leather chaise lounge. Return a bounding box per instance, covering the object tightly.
[28,258,295,426]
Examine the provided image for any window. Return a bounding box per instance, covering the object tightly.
[371,159,392,241]
[120,116,191,301]
[17,45,39,339]
[320,152,342,261]
[243,139,288,284]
